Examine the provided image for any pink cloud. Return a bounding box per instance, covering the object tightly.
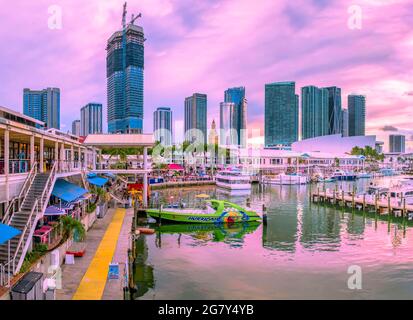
[0,0,412,151]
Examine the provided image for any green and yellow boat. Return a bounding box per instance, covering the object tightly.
[146,199,261,224]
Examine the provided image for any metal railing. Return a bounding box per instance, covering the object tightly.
[5,162,58,276]
[2,162,38,225]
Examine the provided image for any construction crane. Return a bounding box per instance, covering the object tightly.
[122,2,127,29]
[130,13,142,25]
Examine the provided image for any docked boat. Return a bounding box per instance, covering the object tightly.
[146,199,261,224]
[263,173,309,185]
[357,171,372,179]
[215,168,252,191]
[331,169,357,181]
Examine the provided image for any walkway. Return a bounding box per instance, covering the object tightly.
[72,208,126,300]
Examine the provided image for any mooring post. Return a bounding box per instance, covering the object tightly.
[352,186,355,209]
[262,204,267,225]
[403,198,406,217]
[342,190,345,207]
[363,193,366,211]
[388,195,391,215]
[375,194,378,213]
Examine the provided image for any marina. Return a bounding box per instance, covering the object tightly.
[129,181,413,300]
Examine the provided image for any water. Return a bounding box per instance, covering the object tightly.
[132,179,413,300]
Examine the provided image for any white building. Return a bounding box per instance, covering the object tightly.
[291,134,376,155]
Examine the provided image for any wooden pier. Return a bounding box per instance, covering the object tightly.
[311,187,413,218]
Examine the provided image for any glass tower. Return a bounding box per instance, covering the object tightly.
[153,107,173,146]
[184,93,207,145]
[265,82,298,147]
[81,103,103,136]
[23,87,60,129]
[107,24,144,134]
[341,109,349,137]
[72,119,80,136]
[219,102,237,146]
[389,135,405,153]
[301,86,329,140]
[324,86,342,135]
[348,94,366,136]
[224,87,247,147]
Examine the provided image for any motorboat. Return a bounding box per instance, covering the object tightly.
[263,173,309,185]
[146,199,261,224]
[331,169,357,181]
[357,171,373,179]
[215,168,251,191]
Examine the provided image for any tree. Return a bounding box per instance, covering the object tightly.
[60,216,85,242]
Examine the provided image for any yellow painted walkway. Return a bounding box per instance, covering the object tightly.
[72,208,126,300]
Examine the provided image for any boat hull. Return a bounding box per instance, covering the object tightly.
[146,209,261,224]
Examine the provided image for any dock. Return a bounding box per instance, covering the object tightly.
[311,187,413,217]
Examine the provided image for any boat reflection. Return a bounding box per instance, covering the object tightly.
[154,222,260,246]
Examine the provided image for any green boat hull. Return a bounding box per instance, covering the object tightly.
[146,200,261,224]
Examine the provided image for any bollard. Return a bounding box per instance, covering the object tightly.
[262,204,267,225]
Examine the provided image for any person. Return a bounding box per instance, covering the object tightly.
[18,150,26,173]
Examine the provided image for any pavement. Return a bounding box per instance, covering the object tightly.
[56,206,133,300]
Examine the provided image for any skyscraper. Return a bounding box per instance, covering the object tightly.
[72,120,80,136]
[153,107,173,146]
[348,94,366,136]
[389,135,405,153]
[324,86,342,135]
[265,82,298,147]
[107,5,144,134]
[301,85,329,140]
[184,93,207,144]
[219,102,237,146]
[341,109,349,137]
[81,103,103,136]
[23,88,60,129]
[208,119,218,145]
[224,87,247,147]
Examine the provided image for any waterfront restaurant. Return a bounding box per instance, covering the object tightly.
[0,106,96,220]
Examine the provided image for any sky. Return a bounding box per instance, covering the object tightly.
[0,0,412,151]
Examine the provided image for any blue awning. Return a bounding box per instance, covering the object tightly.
[0,223,21,245]
[87,176,108,187]
[52,179,88,203]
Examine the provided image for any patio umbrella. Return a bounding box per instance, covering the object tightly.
[44,205,66,216]
[0,223,21,245]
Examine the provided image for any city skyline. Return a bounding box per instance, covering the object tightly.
[0,0,412,150]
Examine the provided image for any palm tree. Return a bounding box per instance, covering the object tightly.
[60,216,85,242]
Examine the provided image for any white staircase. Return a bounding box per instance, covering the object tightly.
[0,162,57,285]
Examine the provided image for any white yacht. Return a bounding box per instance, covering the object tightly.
[263,173,309,185]
[215,168,252,191]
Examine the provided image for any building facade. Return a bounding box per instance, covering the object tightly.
[265,82,298,147]
[219,102,237,146]
[208,119,218,145]
[184,93,207,144]
[81,103,103,136]
[224,87,247,147]
[389,134,405,153]
[106,24,144,134]
[301,85,329,140]
[153,107,173,146]
[324,86,342,135]
[23,88,60,129]
[348,94,366,136]
[341,109,349,137]
[72,120,81,136]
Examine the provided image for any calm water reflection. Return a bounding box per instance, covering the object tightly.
[132,179,413,300]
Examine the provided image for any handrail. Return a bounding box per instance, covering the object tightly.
[11,198,38,273]
[2,161,38,224]
[11,162,57,275]
[39,162,57,211]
